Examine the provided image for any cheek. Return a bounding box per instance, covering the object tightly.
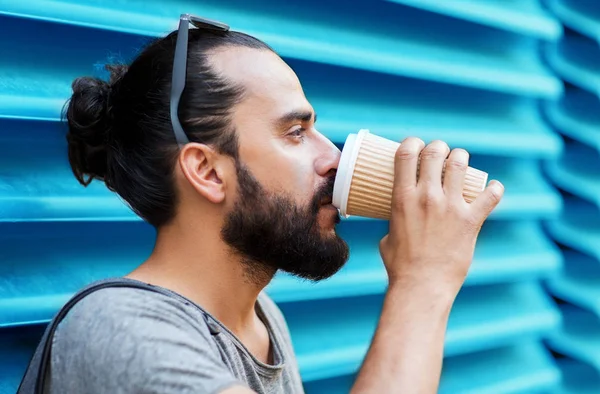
[254,156,316,204]
[286,164,316,204]
[237,135,317,203]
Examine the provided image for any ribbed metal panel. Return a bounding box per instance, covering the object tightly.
[543,0,600,391]
[0,0,572,392]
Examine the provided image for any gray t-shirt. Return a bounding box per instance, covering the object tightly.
[46,280,304,394]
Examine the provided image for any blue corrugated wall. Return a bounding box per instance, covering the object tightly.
[542,0,600,392]
[0,0,597,392]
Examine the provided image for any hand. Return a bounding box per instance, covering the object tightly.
[379,138,504,299]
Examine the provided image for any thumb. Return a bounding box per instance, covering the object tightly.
[471,180,504,222]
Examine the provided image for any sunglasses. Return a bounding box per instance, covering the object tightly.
[170,14,230,146]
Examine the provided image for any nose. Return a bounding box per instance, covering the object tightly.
[314,131,341,178]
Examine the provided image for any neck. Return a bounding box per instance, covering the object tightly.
[126,214,275,335]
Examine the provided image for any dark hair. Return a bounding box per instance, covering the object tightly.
[65,29,273,227]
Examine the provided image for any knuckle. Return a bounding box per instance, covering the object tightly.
[487,188,503,205]
[447,148,469,172]
[419,188,442,208]
[446,157,468,172]
[395,145,419,161]
[395,148,417,162]
[422,140,449,159]
[419,149,436,161]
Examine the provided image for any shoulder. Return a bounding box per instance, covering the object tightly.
[50,286,239,393]
[56,286,215,347]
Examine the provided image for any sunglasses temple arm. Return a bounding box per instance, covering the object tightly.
[170,17,191,146]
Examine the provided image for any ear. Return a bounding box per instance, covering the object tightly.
[178,143,227,204]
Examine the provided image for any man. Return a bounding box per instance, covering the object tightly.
[41,14,503,393]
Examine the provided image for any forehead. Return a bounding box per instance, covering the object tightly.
[208,46,309,115]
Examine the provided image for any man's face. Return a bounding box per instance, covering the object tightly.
[212,47,349,281]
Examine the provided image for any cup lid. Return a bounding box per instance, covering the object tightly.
[332,129,370,217]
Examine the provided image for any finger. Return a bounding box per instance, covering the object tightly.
[418,140,450,188]
[394,137,425,190]
[471,180,504,220]
[443,148,469,199]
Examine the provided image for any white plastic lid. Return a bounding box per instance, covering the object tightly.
[332,129,370,217]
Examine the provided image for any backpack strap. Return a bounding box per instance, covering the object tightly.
[17,278,176,394]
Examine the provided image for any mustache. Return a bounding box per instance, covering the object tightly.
[310,176,336,213]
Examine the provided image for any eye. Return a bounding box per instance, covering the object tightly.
[288,127,307,142]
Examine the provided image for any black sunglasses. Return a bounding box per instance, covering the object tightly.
[170,14,230,146]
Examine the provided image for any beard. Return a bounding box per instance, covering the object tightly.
[221,160,350,283]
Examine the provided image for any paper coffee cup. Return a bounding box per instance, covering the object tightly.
[332,130,488,219]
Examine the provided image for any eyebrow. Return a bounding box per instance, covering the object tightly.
[275,110,317,129]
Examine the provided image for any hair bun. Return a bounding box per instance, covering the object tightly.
[65,65,127,187]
